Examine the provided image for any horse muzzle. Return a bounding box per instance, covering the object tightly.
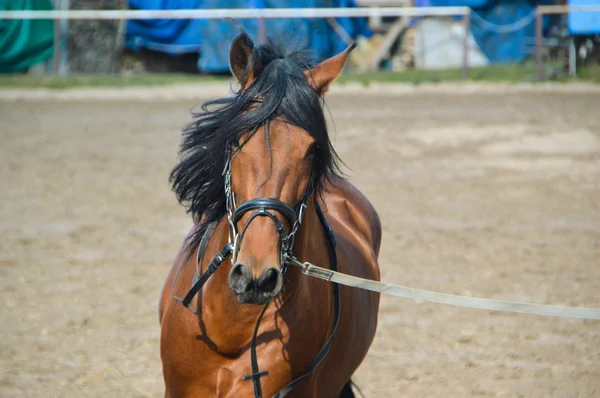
[228,263,283,305]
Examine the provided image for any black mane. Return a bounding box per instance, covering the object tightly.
[169,37,342,256]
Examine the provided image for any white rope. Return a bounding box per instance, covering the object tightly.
[291,261,600,320]
[471,10,536,34]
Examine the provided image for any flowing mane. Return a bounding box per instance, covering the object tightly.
[169,37,342,255]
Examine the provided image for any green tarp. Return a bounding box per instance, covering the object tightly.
[0,0,54,73]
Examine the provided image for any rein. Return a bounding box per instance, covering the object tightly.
[173,126,340,398]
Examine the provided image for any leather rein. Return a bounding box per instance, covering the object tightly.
[173,125,341,398]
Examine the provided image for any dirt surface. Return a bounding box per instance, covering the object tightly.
[1,84,599,397]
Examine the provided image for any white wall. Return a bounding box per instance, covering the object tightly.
[414,18,489,70]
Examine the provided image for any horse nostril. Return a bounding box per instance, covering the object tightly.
[256,267,282,295]
[228,263,252,294]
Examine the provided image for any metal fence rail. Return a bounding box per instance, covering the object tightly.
[0,7,471,77]
[1,5,599,79]
[0,7,470,20]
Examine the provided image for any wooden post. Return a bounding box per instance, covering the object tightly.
[113,0,126,74]
[53,18,61,74]
[568,38,576,77]
[535,9,544,81]
[258,17,266,45]
[59,0,69,75]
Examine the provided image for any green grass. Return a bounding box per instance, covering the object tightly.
[338,64,600,85]
[575,64,600,83]
[0,73,227,89]
[1,64,599,89]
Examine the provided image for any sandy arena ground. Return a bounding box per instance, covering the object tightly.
[1,83,599,397]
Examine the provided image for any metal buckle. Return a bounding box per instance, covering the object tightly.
[297,203,307,224]
[284,254,308,271]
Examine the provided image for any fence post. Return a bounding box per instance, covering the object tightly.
[535,8,543,81]
[568,38,576,77]
[59,0,69,75]
[461,9,471,81]
[53,18,61,74]
[258,17,266,44]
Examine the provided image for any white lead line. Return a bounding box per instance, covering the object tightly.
[300,264,600,320]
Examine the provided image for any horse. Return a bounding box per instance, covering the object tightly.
[159,32,382,398]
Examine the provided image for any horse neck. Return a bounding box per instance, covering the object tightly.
[288,195,332,286]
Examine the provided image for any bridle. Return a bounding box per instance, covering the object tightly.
[173,125,315,315]
[223,140,314,270]
[173,117,340,398]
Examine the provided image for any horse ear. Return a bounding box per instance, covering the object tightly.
[229,33,255,88]
[304,42,357,96]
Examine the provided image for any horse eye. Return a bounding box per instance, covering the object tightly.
[305,144,318,158]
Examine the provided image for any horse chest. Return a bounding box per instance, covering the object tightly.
[161,295,330,397]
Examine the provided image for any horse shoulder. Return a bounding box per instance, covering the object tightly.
[323,176,382,252]
[158,224,198,325]
[321,176,382,275]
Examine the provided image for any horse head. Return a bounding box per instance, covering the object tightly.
[224,33,355,304]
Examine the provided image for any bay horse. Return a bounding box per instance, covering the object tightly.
[159,32,382,398]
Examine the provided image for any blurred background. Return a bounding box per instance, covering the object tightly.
[1,0,599,83]
[1,1,599,397]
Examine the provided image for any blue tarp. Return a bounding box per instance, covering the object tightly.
[417,0,490,7]
[422,0,556,64]
[125,0,372,73]
[568,0,600,35]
